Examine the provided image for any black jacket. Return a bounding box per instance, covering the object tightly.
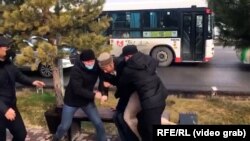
[0,59,33,115]
[118,52,167,110]
[64,59,107,107]
[102,56,134,112]
[102,56,127,96]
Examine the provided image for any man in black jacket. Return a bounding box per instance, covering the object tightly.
[0,36,45,141]
[97,52,139,141]
[53,49,108,141]
[118,45,167,141]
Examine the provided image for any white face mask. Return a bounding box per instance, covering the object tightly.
[85,64,95,70]
[83,60,95,70]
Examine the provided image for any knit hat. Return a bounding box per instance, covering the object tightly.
[97,52,113,68]
[122,45,138,56]
[0,36,13,48]
[80,49,95,61]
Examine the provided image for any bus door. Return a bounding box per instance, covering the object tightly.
[181,12,205,61]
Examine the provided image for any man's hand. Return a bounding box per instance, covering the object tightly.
[5,108,16,121]
[94,90,102,99]
[32,80,45,88]
[103,81,112,88]
[100,95,108,105]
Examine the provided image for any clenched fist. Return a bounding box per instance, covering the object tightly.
[5,108,16,121]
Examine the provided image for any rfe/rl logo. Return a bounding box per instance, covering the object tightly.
[157,129,191,137]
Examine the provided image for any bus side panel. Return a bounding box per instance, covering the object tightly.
[110,38,181,59]
[204,39,214,62]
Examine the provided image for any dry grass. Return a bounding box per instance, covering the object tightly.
[166,96,250,124]
[16,89,250,131]
[17,88,56,128]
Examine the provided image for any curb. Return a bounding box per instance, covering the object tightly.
[16,85,250,98]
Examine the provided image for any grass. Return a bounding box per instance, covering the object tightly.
[17,88,56,128]
[166,96,250,124]
[16,89,250,132]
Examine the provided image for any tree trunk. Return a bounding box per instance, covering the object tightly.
[53,58,64,107]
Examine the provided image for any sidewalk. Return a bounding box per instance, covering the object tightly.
[7,127,120,141]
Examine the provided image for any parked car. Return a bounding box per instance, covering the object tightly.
[16,36,77,78]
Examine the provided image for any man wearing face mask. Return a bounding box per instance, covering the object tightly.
[53,49,108,141]
[0,36,45,141]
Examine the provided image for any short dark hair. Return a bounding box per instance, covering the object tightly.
[122,45,138,56]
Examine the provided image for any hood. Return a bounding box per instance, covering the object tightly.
[126,52,158,74]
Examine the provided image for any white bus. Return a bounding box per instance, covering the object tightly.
[103,0,215,66]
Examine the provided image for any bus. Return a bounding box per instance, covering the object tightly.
[103,0,215,66]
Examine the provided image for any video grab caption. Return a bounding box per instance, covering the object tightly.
[153,125,250,141]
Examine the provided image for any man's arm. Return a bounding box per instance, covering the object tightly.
[14,65,34,86]
[0,100,9,115]
[102,73,118,86]
[14,65,45,87]
[98,71,109,96]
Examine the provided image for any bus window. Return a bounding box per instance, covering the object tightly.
[161,11,179,29]
[111,31,121,38]
[130,31,141,38]
[111,12,141,29]
[111,12,130,29]
[207,14,213,39]
[143,11,160,28]
[130,12,141,28]
[112,31,141,38]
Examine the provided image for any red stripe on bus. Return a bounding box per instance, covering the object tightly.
[204,57,212,62]
[175,57,182,62]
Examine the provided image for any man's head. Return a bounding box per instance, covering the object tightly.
[122,45,138,61]
[97,52,114,73]
[80,49,96,70]
[0,36,13,60]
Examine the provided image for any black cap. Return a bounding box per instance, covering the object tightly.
[122,45,138,56]
[0,36,13,48]
[80,49,95,61]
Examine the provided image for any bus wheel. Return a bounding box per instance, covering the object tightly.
[151,47,173,67]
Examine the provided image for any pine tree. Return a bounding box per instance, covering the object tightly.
[0,0,110,106]
[208,0,250,48]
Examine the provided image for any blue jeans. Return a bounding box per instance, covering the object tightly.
[55,103,107,141]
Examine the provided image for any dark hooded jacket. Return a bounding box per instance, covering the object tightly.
[117,52,167,110]
[0,59,33,115]
[64,58,107,107]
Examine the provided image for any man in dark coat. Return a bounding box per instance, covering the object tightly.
[118,45,167,141]
[0,36,45,141]
[53,49,108,141]
[97,52,139,141]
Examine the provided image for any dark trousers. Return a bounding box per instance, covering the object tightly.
[0,107,27,141]
[113,111,139,141]
[137,106,165,141]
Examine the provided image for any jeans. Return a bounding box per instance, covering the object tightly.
[55,103,107,141]
[0,107,27,141]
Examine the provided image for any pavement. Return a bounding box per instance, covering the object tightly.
[7,127,120,141]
